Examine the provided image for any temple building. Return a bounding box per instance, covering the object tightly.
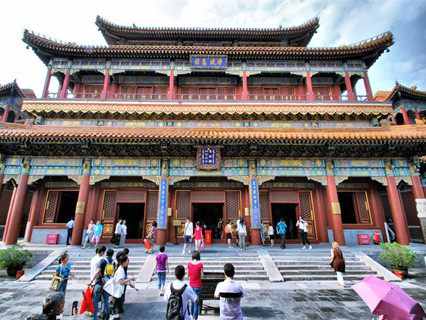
[1,16,425,246]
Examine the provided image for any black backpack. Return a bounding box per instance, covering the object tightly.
[166,284,188,320]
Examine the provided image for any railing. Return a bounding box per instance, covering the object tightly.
[45,92,370,102]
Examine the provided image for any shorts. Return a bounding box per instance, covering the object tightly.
[269,234,275,240]
[91,235,101,243]
[184,235,192,243]
[226,233,232,240]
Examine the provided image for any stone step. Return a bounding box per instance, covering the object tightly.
[276,265,371,270]
[280,269,378,276]
[282,274,383,281]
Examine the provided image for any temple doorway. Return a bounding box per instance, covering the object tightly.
[192,203,224,240]
[55,191,79,223]
[117,203,145,239]
[271,203,298,239]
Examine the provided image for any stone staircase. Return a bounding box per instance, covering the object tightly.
[152,250,269,282]
[34,248,147,281]
[272,249,382,282]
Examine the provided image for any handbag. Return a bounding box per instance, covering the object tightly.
[103,277,122,299]
[201,240,205,249]
[330,261,334,268]
[50,275,61,291]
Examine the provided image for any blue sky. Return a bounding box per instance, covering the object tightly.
[0,0,425,97]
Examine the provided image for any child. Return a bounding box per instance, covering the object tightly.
[225,220,233,248]
[268,223,275,247]
[154,245,169,296]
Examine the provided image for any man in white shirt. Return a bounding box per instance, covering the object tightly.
[120,220,127,248]
[90,246,106,283]
[296,216,312,250]
[114,219,122,248]
[214,263,244,320]
[164,265,198,320]
[182,217,193,255]
[66,217,75,245]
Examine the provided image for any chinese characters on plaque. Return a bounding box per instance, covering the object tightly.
[190,56,227,69]
[157,179,168,229]
[250,179,261,228]
[197,147,221,171]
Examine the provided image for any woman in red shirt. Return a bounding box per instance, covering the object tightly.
[192,222,203,252]
[187,251,204,319]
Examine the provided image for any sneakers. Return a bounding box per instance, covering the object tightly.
[188,250,191,254]
[181,251,185,255]
[302,246,306,249]
[309,245,312,250]
[228,246,234,248]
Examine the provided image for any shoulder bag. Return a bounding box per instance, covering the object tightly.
[50,267,61,291]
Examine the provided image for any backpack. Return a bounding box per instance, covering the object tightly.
[166,284,188,320]
[102,258,115,284]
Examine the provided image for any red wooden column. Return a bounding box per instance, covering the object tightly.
[242,71,248,100]
[25,189,41,242]
[415,108,421,121]
[306,71,314,101]
[0,156,5,199]
[313,182,329,243]
[168,70,175,100]
[325,161,345,245]
[42,68,52,98]
[385,161,410,245]
[4,159,31,245]
[344,71,355,101]
[1,105,11,123]
[401,107,411,125]
[2,186,17,242]
[156,159,170,245]
[101,68,110,99]
[59,66,71,99]
[71,159,91,245]
[363,71,373,101]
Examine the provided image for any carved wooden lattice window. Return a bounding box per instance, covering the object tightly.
[103,191,117,219]
[43,191,60,223]
[181,87,198,100]
[299,191,316,239]
[176,191,191,219]
[270,191,299,203]
[313,86,331,101]
[226,191,240,220]
[191,191,225,202]
[355,192,371,224]
[83,85,102,99]
[259,191,270,219]
[217,87,235,100]
[116,191,145,202]
[248,87,263,100]
[146,191,158,219]
[153,86,167,99]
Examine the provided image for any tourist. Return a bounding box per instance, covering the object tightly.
[182,217,193,255]
[89,248,115,320]
[26,292,65,320]
[114,219,122,248]
[90,246,106,284]
[330,242,345,288]
[91,219,103,249]
[82,219,95,249]
[193,222,203,252]
[225,220,233,248]
[187,251,204,320]
[296,216,312,249]
[235,219,240,247]
[54,253,75,297]
[164,265,198,320]
[120,219,127,248]
[145,221,157,254]
[111,254,138,316]
[217,218,223,239]
[214,263,244,320]
[154,245,169,296]
[65,217,74,245]
[268,223,275,247]
[276,218,287,249]
[260,221,265,246]
[236,217,247,251]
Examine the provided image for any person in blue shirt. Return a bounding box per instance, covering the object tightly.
[54,253,75,297]
[65,217,75,245]
[276,218,287,249]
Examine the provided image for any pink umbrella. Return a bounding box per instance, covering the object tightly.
[352,275,426,320]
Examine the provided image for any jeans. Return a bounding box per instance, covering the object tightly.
[119,234,126,247]
[300,231,311,246]
[239,233,246,250]
[93,284,110,319]
[190,287,202,319]
[280,234,286,248]
[157,271,166,289]
[58,282,67,297]
[66,228,73,245]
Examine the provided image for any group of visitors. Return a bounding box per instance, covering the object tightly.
[113,219,128,248]
[182,217,205,255]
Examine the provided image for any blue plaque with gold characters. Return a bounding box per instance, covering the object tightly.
[190,55,227,69]
[197,147,221,170]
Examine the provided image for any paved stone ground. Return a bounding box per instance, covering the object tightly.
[0,243,425,319]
